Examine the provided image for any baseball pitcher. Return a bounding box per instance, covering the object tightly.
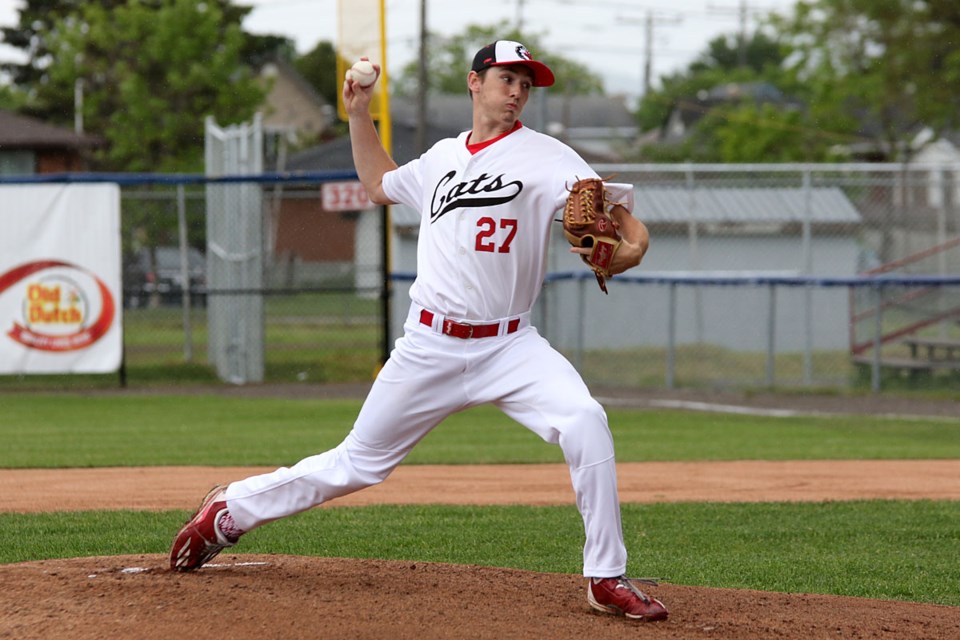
[170,40,666,623]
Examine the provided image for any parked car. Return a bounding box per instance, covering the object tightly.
[124,246,207,308]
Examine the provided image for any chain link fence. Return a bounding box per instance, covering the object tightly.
[564,163,960,391]
[114,175,386,387]
[2,163,958,392]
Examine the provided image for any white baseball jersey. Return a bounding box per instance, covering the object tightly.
[383,125,596,321]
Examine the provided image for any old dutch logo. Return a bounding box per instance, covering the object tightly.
[0,260,115,352]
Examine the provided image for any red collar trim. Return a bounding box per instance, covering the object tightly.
[466,121,522,154]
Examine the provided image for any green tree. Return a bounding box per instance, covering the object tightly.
[637,31,789,131]
[40,0,263,172]
[690,28,788,75]
[773,0,960,160]
[241,33,298,70]
[633,20,881,162]
[391,22,604,96]
[0,84,27,112]
[294,40,345,110]
[2,0,120,93]
[634,65,754,137]
[695,103,846,162]
[1,0,272,114]
[635,30,794,138]
[1,0,287,127]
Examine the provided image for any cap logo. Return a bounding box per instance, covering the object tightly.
[472,40,554,87]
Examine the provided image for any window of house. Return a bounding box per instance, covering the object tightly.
[0,151,35,175]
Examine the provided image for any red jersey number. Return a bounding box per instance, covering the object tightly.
[475,217,518,254]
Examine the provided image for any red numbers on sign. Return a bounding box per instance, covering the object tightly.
[475,217,518,253]
[322,182,372,211]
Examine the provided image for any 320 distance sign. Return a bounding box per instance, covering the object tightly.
[322,181,374,212]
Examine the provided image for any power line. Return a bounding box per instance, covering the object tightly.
[707,0,754,66]
[619,10,683,94]
[525,0,786,19]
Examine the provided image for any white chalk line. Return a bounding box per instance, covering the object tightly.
[597,396,956,422]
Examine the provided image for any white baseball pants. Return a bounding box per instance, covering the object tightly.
[225,306,629,577]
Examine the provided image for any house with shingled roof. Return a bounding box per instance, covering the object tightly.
[0,110,104,175]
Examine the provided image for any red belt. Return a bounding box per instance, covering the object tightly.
[419,309,520,339]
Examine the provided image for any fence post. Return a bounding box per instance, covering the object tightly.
[936,168,949,339]
[871,283,884,393]
[766,283,776,387]
[380,204,392,365]
[666,282,677,389]
[802,169,814,385]
[685,166,703,343]
[176,183,193,362]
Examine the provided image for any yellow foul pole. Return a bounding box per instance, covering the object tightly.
[377,0,391,156]
[337,0,393,368]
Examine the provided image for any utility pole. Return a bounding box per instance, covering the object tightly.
[643,11,653,94]
[415,0,428,155]
[516,0,525,32]
[622,10,683,96]
[74,78,84,134]
[708,0,751,67]
[736,0,747,67]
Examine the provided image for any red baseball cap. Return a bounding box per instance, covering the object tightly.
[471,40,555,87]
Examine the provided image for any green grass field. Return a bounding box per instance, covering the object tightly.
[1,394,958,606]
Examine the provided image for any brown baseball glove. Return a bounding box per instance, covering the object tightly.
[562,177,622,293]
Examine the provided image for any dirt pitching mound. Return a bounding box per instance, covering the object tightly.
[3,554,959,640]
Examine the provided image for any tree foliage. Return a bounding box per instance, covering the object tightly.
[35,0,264,172]
[632,29,825,162]
[772,0,960,160]
[0,84,27,112]
[697,103,849,162]
[294,40,345,110]
[0,0,291,171]
[635,1,960,162]
[636,30,793,132]
[0,0,269,99]
[391,22,604,97]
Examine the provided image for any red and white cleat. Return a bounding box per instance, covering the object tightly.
[587,576,669,621]
[169,485,238,572]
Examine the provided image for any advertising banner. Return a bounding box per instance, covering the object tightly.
[0,184,122,374]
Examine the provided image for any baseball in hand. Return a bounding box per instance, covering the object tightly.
[347,60,377,87]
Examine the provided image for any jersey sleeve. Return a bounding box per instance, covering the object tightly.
[551,144,599,212]
[603,183,635,211]
[382,157,424,211]
[548,143,635,213]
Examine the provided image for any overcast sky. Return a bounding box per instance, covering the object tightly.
[0,0,799,103]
